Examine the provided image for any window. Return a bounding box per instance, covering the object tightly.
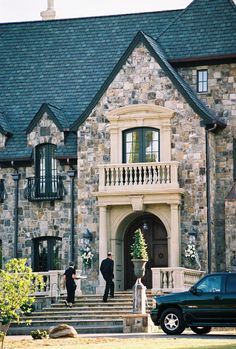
[0,179,4,202]
[35,143,58,197]
[123,128,160,163]
[233,139,236,181]
[196,275,222,293]
[33,237,62,271]
[197,70,208,93]
[226,275,236,293]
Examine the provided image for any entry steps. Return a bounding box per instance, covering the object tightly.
[8,291,154,335]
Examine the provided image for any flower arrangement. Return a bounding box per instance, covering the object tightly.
[185,243,197,261]
[184,242,201,270]
[81,246,94,269]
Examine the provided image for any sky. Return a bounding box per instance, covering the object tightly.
[0,0,194,23]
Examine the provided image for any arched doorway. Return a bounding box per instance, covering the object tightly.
[124,213,168,289]
[33,236,62,271]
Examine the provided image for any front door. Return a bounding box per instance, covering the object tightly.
[33,237,62,271]
[124,213,168,289]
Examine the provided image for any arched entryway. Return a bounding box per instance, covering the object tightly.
[124,213,168,289]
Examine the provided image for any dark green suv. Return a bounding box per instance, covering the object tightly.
[150,272,236,335]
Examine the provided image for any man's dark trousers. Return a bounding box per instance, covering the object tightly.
[103,277,114,302]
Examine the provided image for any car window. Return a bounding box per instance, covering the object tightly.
[196,275,222,293]
[226,274,236,293]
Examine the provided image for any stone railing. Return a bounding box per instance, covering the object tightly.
[33,270,86,298]
[151,267,205,294]
[98,162,180,192]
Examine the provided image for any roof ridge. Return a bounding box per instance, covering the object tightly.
[137,32,225,128]
[157,0,195,40]
[0,8,182,26]
[228,0,236,9]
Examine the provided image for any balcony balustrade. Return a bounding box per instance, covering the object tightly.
[151,267,205,294]
[98,162,180,192]
[24,176,65,201]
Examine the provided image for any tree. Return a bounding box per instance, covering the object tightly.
[130,228,148,260]
[0,259,44,349]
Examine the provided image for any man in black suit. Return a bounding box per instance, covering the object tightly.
[100,252,114,302]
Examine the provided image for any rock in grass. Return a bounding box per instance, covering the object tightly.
[49,324,78,338]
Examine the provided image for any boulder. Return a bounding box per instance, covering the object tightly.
[49,324,78,338]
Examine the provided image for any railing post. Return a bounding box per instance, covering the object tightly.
[172,268,185,292]
[151,267,161,293]
[171,162,178,185]
[49,270,59,298]
[99,166,105,191]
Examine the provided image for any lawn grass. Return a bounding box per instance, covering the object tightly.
[3,336,236,349]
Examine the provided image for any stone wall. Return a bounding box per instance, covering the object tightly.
[78,43,212,275]
[179,63,236,270]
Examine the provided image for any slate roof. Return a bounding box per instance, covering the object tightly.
[0,111,12,135]
[0,0,235,162]
[158,0,236,61]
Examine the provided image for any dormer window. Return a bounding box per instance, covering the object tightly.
[197,69,208,93]
[25,143,64,201]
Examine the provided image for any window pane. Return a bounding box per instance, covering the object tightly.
[197,275,222,293]
[125,130,140,164]
[144,129,159,162]
[226,275,236,293]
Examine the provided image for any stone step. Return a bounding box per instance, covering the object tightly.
[8,319,124,335]
[29,308,134,316]
[8,324,123,335]
[8,291,154,335]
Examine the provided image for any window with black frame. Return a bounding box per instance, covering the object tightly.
[35,143,58,199]
[123,127,160,163]
[0,179,4,202]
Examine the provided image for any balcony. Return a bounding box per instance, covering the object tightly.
[24,176,65,201]
[98,162,180,193]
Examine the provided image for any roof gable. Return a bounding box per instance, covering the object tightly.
[71,31,226,130]
[158,0,236,60]
[26,103,68,134]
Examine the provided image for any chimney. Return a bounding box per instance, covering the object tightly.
[40,0,56,20]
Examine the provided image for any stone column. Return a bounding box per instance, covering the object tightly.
[170,204,180,267]
[97,205,107,294]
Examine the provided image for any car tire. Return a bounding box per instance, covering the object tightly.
[190,326,212,335]
[160,308,186,335]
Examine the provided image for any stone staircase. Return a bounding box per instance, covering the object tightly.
[8,291,154,335]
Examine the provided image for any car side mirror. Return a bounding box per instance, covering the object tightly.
[190,286,203,295]
[190,286,197,294]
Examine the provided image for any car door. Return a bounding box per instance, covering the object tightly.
[220,274,236,324]
[183,274,225,324]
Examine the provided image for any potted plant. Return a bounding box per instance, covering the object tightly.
[130,228,148,279]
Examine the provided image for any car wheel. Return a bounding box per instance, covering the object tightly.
[160,308,186,335]
[190,326,212,335]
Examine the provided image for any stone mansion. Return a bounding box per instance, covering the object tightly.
[0,0,236,293]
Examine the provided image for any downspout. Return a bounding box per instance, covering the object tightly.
[205,123,217,274]
[67,169,76,263]
[11,171,21,258]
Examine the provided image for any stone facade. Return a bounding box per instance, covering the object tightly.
[0,42,236,293]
